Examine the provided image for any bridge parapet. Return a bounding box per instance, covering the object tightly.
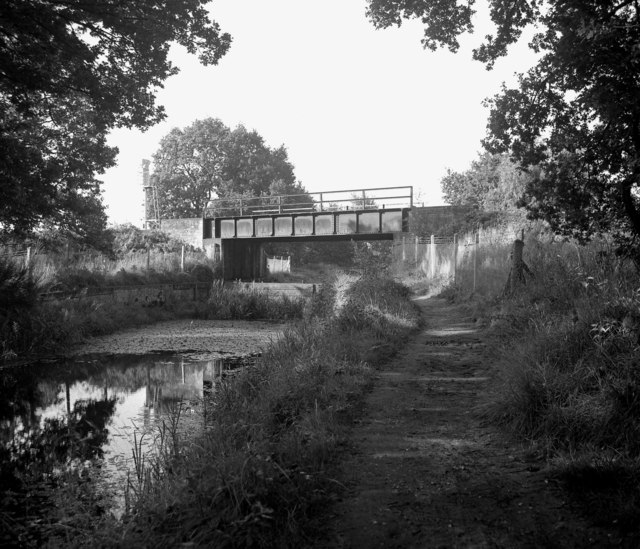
[203,186,413,218]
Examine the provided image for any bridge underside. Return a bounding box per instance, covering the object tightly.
[220,233,396,280]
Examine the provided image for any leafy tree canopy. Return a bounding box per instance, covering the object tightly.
[1,1,231,242]
[441,152,529,211]
[369,0,640,254]
[152,118,306,218]
[110,224,198,256]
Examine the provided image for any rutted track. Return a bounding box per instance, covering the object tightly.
[323,297,628,548]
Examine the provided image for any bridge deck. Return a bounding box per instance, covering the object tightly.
[206,207,409,240]
[203,186,413,240]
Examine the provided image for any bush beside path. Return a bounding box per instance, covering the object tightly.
[321,296,633,548]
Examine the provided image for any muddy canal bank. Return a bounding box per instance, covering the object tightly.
[69,318,284,360]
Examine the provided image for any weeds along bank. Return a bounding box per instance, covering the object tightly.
[119,273,419,548]
[445,225,640,532]
[0,256,304,362]
[2,273,419,548]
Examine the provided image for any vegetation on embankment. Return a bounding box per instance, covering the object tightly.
[444,226,640,533]
[1,271,419,548]
[115,273,418,548]
[0,257,304,363]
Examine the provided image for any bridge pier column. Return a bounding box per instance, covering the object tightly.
[221,239,265,281]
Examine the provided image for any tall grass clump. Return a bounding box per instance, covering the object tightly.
[83,272,421,548]
[197,281,306,320]
[0,258,48,361]
[477,229,640,534]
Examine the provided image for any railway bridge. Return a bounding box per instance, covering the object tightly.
[202,186,413,280]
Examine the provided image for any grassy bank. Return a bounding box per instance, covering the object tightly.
[13,272,419,548]
[117,273,418,548]
[0,256,309,362]
[444,228,640,533]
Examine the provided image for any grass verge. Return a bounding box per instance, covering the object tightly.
[444,228,640,538]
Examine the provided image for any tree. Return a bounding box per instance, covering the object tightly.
[152,118,306,218]
[441,153,528,211]
[0,1,231,241]
[368,1,640,255]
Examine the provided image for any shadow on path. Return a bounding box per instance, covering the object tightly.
[321,297,629,549]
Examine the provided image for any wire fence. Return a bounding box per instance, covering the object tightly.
[1,244,210,274]
[394,227,521,294]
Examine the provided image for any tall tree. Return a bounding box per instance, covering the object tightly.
[368,0,640,254]
[152,118,305,218]
[0,0,231,243]
[441,153,528,211]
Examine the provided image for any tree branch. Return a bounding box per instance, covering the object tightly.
[623,113,640,236]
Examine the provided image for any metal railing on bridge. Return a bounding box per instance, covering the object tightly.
[203,186,413,218]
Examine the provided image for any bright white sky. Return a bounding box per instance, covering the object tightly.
[101,0,538,225]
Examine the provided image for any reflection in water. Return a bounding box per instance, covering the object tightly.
[0,354,256,528]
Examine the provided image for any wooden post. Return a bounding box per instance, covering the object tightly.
[146,246,150,271]
[510,238,526,293]
[453,233,458,285]
[473,232,478,293]
[65,381,71,416]
[402,236,406,262]
[414,235,419,266]
[25,246,31,267]
[181,245,185,272]
[430,235,436,278]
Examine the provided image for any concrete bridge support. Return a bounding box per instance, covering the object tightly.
[221,239,265,280]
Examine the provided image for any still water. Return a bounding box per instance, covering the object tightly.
[0,354,254,516]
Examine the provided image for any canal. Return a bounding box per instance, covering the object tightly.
[0,351,260,537]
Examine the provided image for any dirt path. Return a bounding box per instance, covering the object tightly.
[323,296,626,548]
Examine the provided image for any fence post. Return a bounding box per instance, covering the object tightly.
[402,236,406,262]
[25,246,31,267]
[146,247,150,271]
[473,231,479,293]
[509,238,526,293]
[453,233,458,285]
[414,235,419,266]
[181,245,185,272]
[430,235,436,278]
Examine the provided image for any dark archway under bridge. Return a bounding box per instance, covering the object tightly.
[219,231,401,280]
